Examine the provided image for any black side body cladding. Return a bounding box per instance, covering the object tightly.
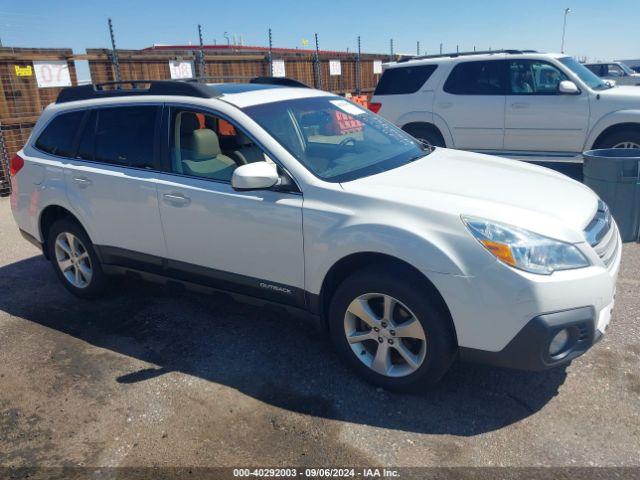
[95,245,307,309]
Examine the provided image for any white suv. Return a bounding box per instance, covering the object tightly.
[371,50,640,159]
[10,79,621,390]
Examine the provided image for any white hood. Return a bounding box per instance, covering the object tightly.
[341,148,598,243]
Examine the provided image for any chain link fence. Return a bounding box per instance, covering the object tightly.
[0,44,388,196]
[1,47,78,196]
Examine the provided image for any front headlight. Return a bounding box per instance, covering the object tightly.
[462,216,589,275]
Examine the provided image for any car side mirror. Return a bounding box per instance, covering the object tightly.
[231,162,280,191]
[558,80,580,94]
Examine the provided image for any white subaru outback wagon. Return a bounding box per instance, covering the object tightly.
[10,79,621,390]
[371,50,640,161]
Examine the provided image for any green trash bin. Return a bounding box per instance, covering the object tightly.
[583,148,640,242]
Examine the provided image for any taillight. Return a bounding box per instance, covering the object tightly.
[368,102,382,114]
[10,153,25,176]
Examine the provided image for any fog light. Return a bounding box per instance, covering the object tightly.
[549,329,570,356]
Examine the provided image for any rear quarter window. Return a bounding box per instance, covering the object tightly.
[35,111,85,157]
[374,64,437,95]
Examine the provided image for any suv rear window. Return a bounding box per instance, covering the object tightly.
[443,60,507,95]
[35,111,85,157]
[374,65,437,95]
[76,106,159,168]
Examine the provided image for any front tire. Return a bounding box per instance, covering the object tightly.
[328,266,457,391]
[597,129,640,149]
[47,218,108,299]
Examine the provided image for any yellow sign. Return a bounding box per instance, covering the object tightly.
[301,39,309,47]
[14,65,33,77]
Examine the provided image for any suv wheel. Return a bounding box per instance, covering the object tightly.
[598,129,640,149]
[47,219,107,298]
[328,267,457,391]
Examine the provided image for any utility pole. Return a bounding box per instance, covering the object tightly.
[417,41,420,56]
[108,18,121,82]
[389,38,394,61]
[561,8,571,53]
[267,28,273,76]
[439,43,443,54]
[356,35,362,94]
[314,33,323,89]
[197,24,206,80]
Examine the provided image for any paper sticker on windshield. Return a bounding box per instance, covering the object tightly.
[330,99,366,116]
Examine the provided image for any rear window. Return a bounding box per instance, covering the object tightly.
[374,64,437,95]
[443,60,507,95]
[35,111,85,157]
[76,106,158,168]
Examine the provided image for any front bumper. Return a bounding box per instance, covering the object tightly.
[458,304,612,371]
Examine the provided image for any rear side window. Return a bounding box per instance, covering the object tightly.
[35,111,85,157]
[443,60,507,95]
[374,65,437,95]
[77,106,158,168]
[585,64,603,76]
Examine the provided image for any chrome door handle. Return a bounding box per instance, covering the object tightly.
[72,176,92,187]
[162,192,191,207]
[511,102,530,109]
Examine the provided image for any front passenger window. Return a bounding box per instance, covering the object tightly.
[508,60,568,95]
[170,109,268,182]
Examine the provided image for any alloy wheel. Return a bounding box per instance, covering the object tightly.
[343,293,427,377]
[54,232,93,288]
[612,141,640,149]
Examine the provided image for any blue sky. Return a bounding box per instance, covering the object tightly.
[1,0,639,80]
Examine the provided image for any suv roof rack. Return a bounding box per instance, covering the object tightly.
[56,80,219,104]
[397,49,538,63]
[250,76,310,88]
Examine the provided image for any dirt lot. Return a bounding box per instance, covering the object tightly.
[0,196,639,475]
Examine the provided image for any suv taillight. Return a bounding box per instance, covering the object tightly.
[368,102,382,114]
[10,153,25,176]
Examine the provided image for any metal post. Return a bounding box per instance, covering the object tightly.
[197,24,206,80]
[417,41,420,56]
[267,28,273,77]
[561,8,571,53]
[314,33,323,90]
[456,44,459,53]
[389,38,394,61]
[108,18,121,82]
[439,43,443,54]
[356,35,361,95]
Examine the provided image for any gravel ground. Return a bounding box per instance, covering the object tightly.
[0,196,638,474]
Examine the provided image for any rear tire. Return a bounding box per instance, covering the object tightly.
[46,218,108,299]
[328,266,457,391]
[402,124,446,149]
[596,128,640,149]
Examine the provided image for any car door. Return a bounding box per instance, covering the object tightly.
[63,105,167,261]
[504,59,590,153]
[155,106,305,307]
[433,60,507,151]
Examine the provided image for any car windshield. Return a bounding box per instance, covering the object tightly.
[619,63,635,75]
[559,57,612,90]
[242,96,429,182]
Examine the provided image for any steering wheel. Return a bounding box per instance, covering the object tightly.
[337,137,357,152]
